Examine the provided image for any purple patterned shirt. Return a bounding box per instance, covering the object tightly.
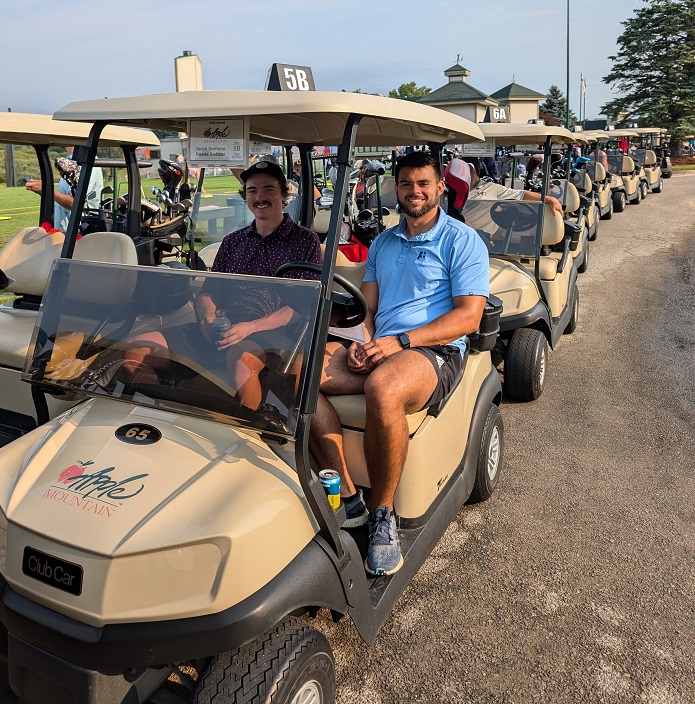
[206,214,323,323]
[211,214,322,279]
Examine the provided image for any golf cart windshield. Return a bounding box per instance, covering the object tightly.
[461,200,542,259]
[22,260,322,438]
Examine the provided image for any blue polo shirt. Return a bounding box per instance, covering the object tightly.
[363,207,489,354]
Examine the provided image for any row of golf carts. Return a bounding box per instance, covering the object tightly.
[0,93,667,703]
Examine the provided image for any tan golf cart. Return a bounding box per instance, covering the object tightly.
[0,91,504,704]
[631,127,665,193]
[0,113,159,447]
[579,131,614,222]
[454,123,580,401]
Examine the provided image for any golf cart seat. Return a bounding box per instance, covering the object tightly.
[548,181,582,215]
[313,208,332,236]
[0,231,138,370]
[635,149,657,168]
[571,171,593,196]
[609,155,636,176]
[0,226,63,299]
[585,161,607,183]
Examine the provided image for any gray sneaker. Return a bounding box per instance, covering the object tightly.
[365,505,403,576]
[342,489,368,528]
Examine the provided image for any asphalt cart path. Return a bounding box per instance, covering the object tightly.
[322,171,695,704]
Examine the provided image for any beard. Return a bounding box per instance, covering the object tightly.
[396,193,439,219]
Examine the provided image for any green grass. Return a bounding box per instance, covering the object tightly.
[0,174,244,304]
[0,174,243,250]
[673,164,695,171]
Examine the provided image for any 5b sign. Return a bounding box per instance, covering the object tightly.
[266,64,316,92]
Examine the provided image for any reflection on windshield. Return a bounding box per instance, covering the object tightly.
[23,261,321,438]
[462,200,542,258]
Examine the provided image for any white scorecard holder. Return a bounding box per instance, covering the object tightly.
[462,141,495,157]
[188,117,248,167]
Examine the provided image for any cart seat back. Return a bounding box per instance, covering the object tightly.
[608,155,635,175]
[571,171,592,195]
[0,227,64,296]
[585,161,607,183]
[548,181,581,214]
[541,205,565,247]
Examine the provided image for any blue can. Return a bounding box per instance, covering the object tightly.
[319,469,340,511]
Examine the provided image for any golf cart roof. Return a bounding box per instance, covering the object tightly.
[479,123,577,145]
[602,129,639,138]
[53,90,485,146]
[630,127,668,135]
[0,112,160,148]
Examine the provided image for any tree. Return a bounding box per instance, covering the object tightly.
[601,0,695,148]
[388,82,431,100]
[540,85,576,127]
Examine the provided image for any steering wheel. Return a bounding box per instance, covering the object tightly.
[489,202,537,232]
[274,261,368,328]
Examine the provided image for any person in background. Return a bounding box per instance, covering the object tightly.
[25,146,103,232]
[466,157,564,216]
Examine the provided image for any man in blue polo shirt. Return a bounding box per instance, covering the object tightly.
[310,150,489,575]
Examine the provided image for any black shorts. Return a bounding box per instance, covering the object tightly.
[411,344,464,409]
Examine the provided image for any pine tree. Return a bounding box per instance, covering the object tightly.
[540,86,577,127]
[601,0,695,147]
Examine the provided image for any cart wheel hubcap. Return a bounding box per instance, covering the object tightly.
[291,680,323,704]
[487,425,501,481]
[538,347,546,387]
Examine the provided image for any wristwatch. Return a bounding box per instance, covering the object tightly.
[397,333,411,349]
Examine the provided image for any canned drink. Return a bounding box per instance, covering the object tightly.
[319,469,340,511]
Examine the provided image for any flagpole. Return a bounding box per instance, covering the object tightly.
[566,0,570,128]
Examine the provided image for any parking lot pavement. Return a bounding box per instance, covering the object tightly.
[322,170,695,704]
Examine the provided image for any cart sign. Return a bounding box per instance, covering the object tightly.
[462,141,495,156]
[188,118,248,167]
[484,105,511,123]
[265,64,316,91]
[249,141,273,155]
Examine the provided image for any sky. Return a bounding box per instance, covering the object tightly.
[1,0,645,121]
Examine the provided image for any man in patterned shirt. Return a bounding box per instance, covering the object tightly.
[123,160,322,411]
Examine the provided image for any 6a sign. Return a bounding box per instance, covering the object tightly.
[484,105,511,123]
[266,64,316,92]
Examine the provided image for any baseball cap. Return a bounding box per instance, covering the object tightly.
[239,160,287,186]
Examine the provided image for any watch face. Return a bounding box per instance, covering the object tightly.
[398,333,410,348]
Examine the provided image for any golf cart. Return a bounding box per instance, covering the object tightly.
[0,91,504,704]
[604,130,643,207]
[631,127,665,193]
[580,131,614,221]
[0,113,159,447]
[453,123,581,401]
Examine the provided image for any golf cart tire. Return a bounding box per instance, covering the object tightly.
[194,618,335,704]
[640,181,649,200]
[652,178,663,194]
[601,198,613,221]
[468,404,504,503]
[564,284,579,335]
[613,191,626,213]
[577,239,589,274]
[504,328,548,402]
[631,185,642,205]
[589,206,600,240]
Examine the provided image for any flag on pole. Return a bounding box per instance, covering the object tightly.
[581,74,587,95]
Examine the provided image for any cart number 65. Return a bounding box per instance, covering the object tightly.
[116,423,162,445]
